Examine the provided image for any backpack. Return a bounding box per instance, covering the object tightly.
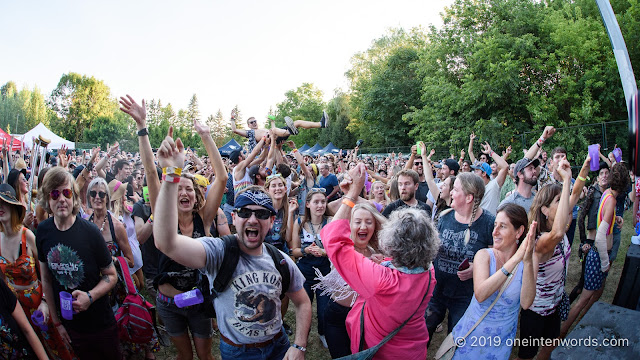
[199,235,291,317]
[114,256,155,343]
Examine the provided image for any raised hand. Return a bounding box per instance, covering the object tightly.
[460,149,465,158]
[555,159,572,181]
[481,142,493,155]
[157,127,185,169]
[411,145,417,155]
[119,95,147,126]
[418,142,427,156]
[108,142,119,157]
[288,197,298,213]
[193,118,210,135]
[470,132,477,141]
[542,126,556,140]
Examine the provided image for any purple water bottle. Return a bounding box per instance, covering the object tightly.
[59,291,75,320]
[174,289,204,308]
[588,144,600,171]
[31,310,48,332]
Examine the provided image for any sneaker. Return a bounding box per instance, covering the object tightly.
[284,116,299,135]
[283,321,293,336]
[319,334,328,348]
[320,111,329,128]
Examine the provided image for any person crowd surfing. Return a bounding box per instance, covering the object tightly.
[1,92,635,360]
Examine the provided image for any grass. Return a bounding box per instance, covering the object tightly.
[149,212,635,360]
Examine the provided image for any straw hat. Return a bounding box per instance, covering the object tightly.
[108,179,128,201]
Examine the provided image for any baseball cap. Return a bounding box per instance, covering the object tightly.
[471,162,492,176]
[514,157,540,175]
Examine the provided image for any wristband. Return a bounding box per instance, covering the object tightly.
[291,344,307,352]
[87,291,93,304]
[163,174,181,183]
[536,137,545,147]
[577,175,587,182]
[342,199,355,208]
[163,166,182,176]
[500,267,511,277]
[293,149,298,153]
[137,127,149,137]
[489,151,494,157]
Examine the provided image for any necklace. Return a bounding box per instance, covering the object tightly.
[95,212,108,232]
[308,219,324,245]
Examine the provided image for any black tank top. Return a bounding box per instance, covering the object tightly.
[154,212,206,291]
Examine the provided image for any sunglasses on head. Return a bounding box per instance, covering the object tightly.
[89,190,107,199]
[266,173,283,181]
[235,208,272,220]
[50,189,73,200]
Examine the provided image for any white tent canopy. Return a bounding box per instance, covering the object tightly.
[20,123,75,150]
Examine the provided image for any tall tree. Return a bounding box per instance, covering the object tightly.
[47,73,114,142]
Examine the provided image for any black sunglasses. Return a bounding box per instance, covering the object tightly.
[89,190,107,199]
[50,189,73,200]
[235,208,272,220]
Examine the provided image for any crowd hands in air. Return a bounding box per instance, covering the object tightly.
[0,94,635,360]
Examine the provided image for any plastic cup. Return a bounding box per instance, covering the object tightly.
[613,147,622,163]
[588,144,600,171]
[31,310,48,332]
[174,289,204,308]
[416,141,423,155]
[60,291,74,320]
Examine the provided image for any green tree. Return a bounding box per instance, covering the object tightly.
[346,28,428,148]
[274,83,325,146]
[47,73,114,142]
[323,91,356,150]
[186,94,200,124]
[209,110,230,146]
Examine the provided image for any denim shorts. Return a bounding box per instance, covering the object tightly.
[156,294,213,339]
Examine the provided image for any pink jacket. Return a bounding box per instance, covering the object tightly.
[321,219,436,359]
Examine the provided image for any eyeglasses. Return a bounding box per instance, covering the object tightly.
[89,190,107,199]
[50,189,73,200]
[235,208,272,220]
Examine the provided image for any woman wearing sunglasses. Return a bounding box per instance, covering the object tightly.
[86,177,134,269]
[290,187,332,348]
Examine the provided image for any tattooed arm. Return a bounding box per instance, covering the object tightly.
[71,262,117,312]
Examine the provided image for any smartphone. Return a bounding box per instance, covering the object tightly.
[458,258,470,271]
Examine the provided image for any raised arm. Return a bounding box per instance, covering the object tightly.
[120,96,161,212]
[194,119,228,234]
[535,160,572,256]
[230,110,248,137]
[235,137,266,181]
[153,128,206,269]
[76,147,100,190]
[404,145,417,170]
[468,133,477,164]
[524,126,555,161]
[482,142,509,187]
[569,155,591,211]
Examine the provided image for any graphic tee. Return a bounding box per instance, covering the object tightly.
[199,237,304,344]
[36,215,115,333]
[435,210,494,297]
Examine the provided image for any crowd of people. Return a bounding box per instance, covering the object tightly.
[0,95,635,360]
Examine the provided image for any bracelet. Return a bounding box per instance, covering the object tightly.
[291,344,307,352]
[53,322,62,327]
[536,137,545,147]
[293,149,298,153]
[137,127,149,137]
[342,198,355,208]
[87,291,93,305]
[500,267,511,277]
[577,175,587,182]
[489,151,494,157]
[343,195,356,202]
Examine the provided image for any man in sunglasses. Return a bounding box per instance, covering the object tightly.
[154,133,310,359]
[36,167,121,358]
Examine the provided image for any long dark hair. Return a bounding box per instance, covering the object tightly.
[496,203,529,243]
[528,183,562,235]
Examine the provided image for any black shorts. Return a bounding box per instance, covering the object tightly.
[517,308,561,359]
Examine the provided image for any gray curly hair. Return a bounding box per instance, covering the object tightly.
[379,207,440,269]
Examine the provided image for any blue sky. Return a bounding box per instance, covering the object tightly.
[1,0,452,127]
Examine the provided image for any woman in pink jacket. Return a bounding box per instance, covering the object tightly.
[321,163,439,359]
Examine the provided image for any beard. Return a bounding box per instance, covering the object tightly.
[400,192,415,202]
[523,175,537,186]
